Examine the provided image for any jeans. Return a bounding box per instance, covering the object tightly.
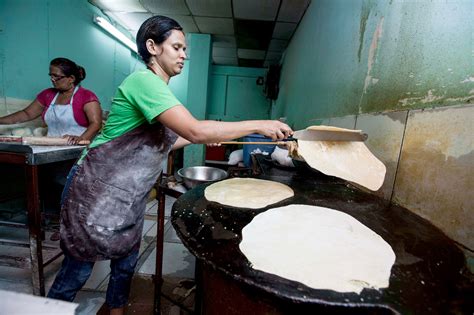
[49,163,140,308]
[48,249,139,308]
[60,163,79,206]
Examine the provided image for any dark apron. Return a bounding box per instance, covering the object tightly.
[60,122,178,261]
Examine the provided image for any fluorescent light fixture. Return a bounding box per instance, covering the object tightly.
[94,16,138,53]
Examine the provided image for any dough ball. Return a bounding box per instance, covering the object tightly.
[33,127,47,137]
[11,127,32,136]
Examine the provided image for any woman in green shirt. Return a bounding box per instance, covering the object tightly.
[48,15,292,315]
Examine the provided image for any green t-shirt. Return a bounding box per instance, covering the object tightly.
[79,70,180,161]
[92,70,180,148]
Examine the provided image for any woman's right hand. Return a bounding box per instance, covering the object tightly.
[257,120,293,140]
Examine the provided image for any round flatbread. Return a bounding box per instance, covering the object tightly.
[240,204,396,293]
[296,125,386,191]
[204,178,294,209]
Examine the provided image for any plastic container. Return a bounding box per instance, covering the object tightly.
[242,134,276,167]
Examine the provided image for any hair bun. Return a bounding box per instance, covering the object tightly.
[77,65,86,82]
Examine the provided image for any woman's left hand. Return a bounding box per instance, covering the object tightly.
[62,134,84,145]
[206,143,221,147]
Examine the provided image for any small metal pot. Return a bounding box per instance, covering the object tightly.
[177,166,228,189]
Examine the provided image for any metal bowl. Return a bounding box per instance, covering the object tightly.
[177,166,228,189]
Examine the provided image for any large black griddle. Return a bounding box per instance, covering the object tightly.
[171,158,473,314]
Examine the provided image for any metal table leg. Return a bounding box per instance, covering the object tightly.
[154,185,166,315]
[25,165,45,296]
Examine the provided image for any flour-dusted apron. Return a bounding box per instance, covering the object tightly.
[60,122,178,261]
[44,86,87,137]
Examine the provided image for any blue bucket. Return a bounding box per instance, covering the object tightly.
[242,134,275,167]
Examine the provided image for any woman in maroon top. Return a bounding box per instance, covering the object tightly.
[0,58,102,144]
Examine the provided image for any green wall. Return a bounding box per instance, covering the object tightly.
[208,66,270,122]
[274,0,474,129]
[183,33,212,167]
[0,0,142,110]
[0,0,280,168]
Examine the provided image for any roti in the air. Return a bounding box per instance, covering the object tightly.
[297,126,386,191]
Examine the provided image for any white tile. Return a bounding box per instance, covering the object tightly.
[164,224,182,243]
[277,0,311,22]
[233,0,279,21]
[44,256,65,290]
[140,0,190,15]
[186,0,232,17]
[138,244,195,279]
[212,35,236,48]
[265,51,282,61]
[146,195,175,218]
[0,279,33,294]
[356,111,408,200]
[272,22,297,40]
[237,49,266,60]
[164,196,177,218]
[146,199,158,213]
[0,264,32,283]
[0,226,29,242]
[90,0,147,12]
[146,218,167,238]
[111,12,152,31]
[213,47,237,58]
[268,39,288,52]
[166,15,199,33]
[194,17,234,35]
[74,291,106,315]
[142,219,155,237]
[213,56,238,66]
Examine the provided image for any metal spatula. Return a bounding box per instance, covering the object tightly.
[220,127,367,145]
[292,127,368,142]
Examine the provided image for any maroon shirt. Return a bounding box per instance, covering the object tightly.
[36,86,99,127]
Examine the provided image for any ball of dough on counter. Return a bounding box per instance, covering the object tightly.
[33,127,47,137]
[11,127,33,136]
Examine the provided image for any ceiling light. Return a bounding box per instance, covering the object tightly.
[93,16,137,53]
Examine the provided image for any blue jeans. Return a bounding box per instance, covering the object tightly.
[60,163,79,206]
[49,164,140,308]
[47,249,139,308]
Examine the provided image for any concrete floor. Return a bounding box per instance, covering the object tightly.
[0,197,196,314]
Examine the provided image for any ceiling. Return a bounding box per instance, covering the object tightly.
[89,0,311,68]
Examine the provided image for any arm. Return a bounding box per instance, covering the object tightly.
[157,105,292,143]
[0,99,43,124]
[64,101,102,145]
[172,136,192,151]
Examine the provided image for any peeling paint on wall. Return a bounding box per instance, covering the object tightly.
[398,89,446,107]
[460,76,474,83]
[359,16,384,113]
[357,0,375,62]
[393,105,474,249]
[276,0,473,261]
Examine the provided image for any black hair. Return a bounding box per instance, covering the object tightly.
[136,15,183,63]
[50,57,85,85]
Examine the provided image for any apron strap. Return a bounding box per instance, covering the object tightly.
[50,86,79,107]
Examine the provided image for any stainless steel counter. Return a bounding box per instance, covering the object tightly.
[0,143,84,165]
